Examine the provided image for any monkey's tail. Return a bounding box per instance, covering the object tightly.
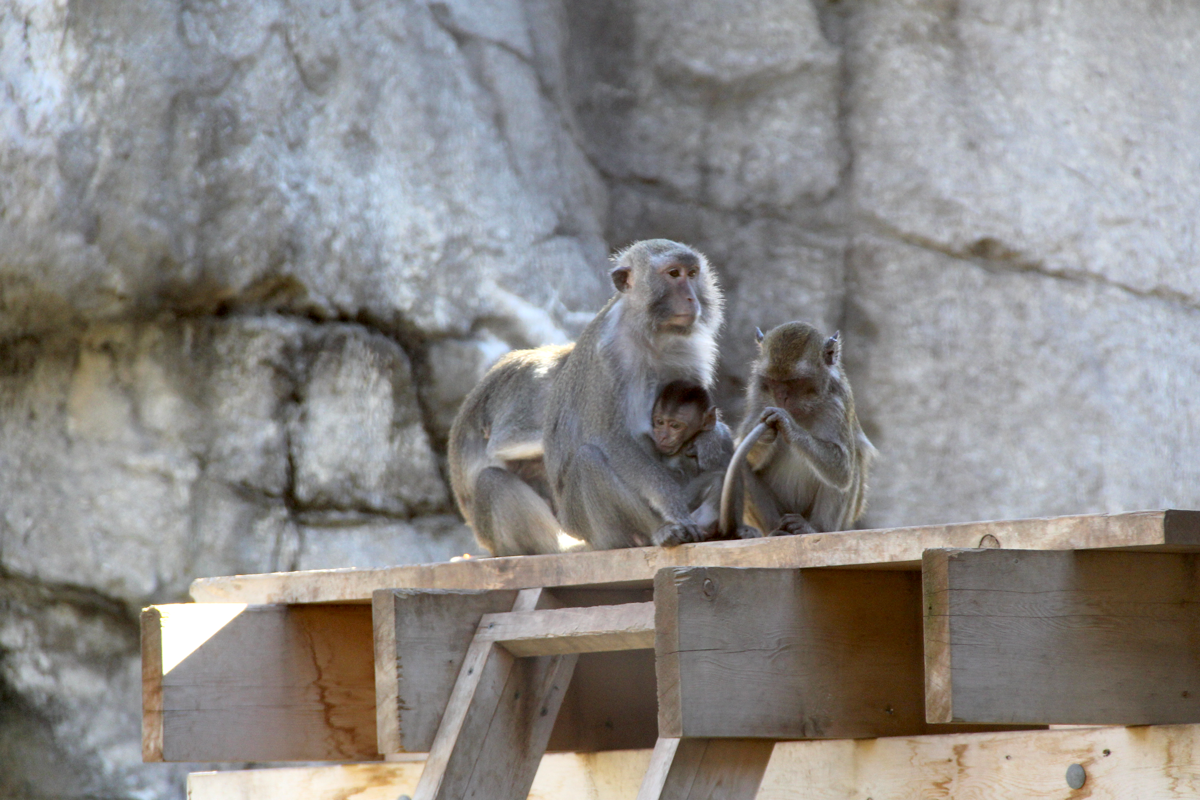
[718,422,768,538]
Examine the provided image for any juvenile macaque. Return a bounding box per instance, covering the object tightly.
[651,380,733,536]
[544,239,725,549]
[720,322,876,537]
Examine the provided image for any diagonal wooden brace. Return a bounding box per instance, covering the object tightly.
[412,589,656,800]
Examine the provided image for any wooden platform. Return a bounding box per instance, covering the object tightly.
[144,510,1200,798]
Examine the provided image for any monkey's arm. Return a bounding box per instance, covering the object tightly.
[759,407,854,491]
[690,420,734,473]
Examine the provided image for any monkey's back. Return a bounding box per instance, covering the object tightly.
[447,343,574,525]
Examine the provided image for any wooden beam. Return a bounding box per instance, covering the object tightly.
[142,603,376,762]
[636,738,774,800]
[547,649,659,753]
[477,602,655,656]
[373,588,518,753]
[187,750,656,800]
[656,566,929,739]
[187,725,1200,800]
[757,724,1200,799]
[924,548,1200,725]
[375,589,659,756]
[190,510,1200,604]
[655,566,1032,740]
[414,588,578,800]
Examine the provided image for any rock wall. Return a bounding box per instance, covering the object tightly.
[2,0,1198,797]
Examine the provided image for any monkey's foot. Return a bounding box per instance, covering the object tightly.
[652,521,704,547]
[771,514,817,536]
[736,525,763,539]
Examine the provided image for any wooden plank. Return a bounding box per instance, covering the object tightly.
[188,725,1200,800]
[142,603,376,762]
[373,588,518,753]
[657,566,928,739]
[187,750,655,800]
[374,588,658,757]
[636,738,774,800]
[924,548,1200,725]
[477,602,656,656]
[414,588,578,800]
[548,649,659,753]
[655,566,1031,740]
[190,511,1200,604]
[757,724,1200,799]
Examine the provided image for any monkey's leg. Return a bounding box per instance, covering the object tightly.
[474,467,562,556]
[742,467,784,535]
[559,445,680,550]
[806,480,858,533]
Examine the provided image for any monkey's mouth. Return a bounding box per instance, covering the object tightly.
[662,312,697,332]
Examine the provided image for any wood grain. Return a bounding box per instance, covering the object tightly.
[190,511,1200,604]
[373,588,518,753]
[636,738,774,800]
[477,602,655,656]
[143,603,376,762]
[924,548,1200,725]
[187,751,656,800]
[758,724,1200,799]
[656,567,928,739]
[414,588,578,800]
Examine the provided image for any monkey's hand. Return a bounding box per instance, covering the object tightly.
[771,513,817,536]
[736,525,763,539]
[652,520,705,547]
[759,407,801,445]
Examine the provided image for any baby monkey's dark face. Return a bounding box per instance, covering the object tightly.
[652,400,707,457]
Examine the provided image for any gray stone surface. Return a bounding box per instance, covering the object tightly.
[845,0,1200,304]
[0,0,611,341]
[0,575,194,800]
[2,0,1200,797]
[845,234,1200,528]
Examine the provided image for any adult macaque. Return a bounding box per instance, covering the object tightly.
[448,345,572,556]
[651,380,734,536]
[544,239,724,549]
[719,322,876,537]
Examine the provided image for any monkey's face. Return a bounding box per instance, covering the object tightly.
[652,404,703,456]
[648,253,703,333]
[761,368,828,419]
[612,241,717,336]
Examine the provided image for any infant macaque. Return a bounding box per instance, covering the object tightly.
[651,380,735,537]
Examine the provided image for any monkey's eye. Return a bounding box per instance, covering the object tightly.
[667,268,681,278]
[687,268,698,278]
[670,421,685,431]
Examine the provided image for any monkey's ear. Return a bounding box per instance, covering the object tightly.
[823,331,842,366]
[702,407,717,431]
[754,327,765,345]
[611,265,632,293]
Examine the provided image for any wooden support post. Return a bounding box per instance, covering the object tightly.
[656,566,930,739]
[413,589,578,800]
[636,738,774,800]
[924,549,1200,725]
[142,603,376,762]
